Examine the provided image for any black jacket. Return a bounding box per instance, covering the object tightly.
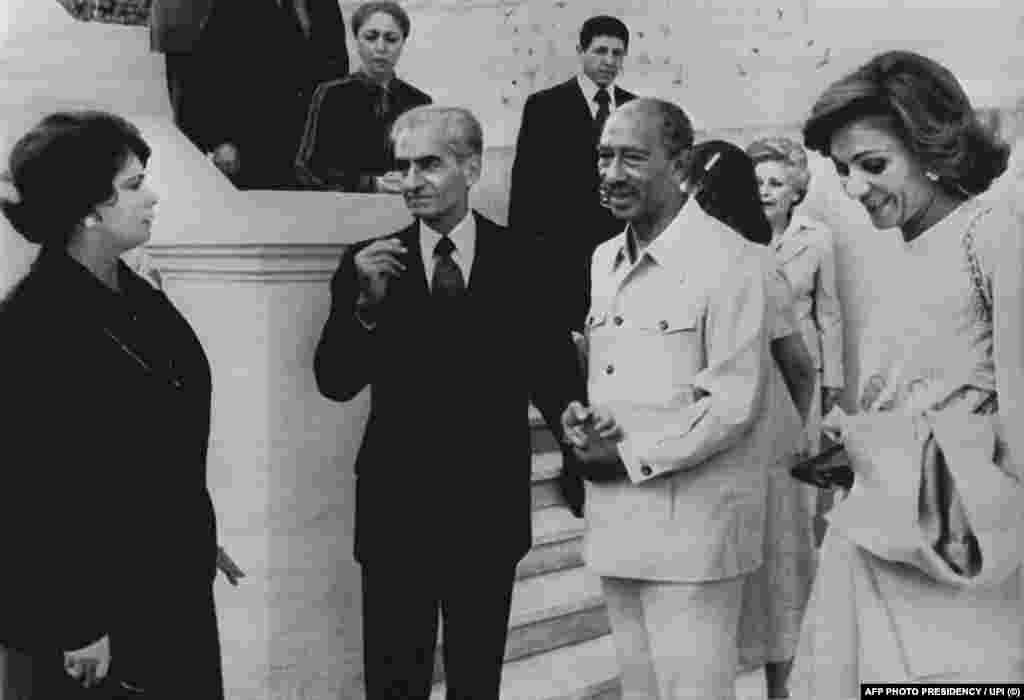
[0,247,222,697]
[508,78,637,331]
[313,213,586,565]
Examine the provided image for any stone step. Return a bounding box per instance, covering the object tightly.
[531,450,567,510]
[505,565,607,659]
[430,635,620,700]
[434,566,609,685]
[516,505,585,581]
[431,635,770,700]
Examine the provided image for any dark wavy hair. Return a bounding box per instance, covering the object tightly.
[579,15,629,52]
[686,139,772,245]
[2,110,151,248]
[802,50,1008,197]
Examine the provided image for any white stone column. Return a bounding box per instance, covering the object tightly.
[142,169,411,700]
[143,188,411,700]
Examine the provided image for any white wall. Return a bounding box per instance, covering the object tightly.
[346,0,1024,147]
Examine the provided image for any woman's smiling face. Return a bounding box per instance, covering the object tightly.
[829,117,935,232]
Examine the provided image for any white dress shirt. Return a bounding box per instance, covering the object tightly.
[577,74,619,119]
[420,212,476,288]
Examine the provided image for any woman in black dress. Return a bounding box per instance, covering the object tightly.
[0,111,239,699]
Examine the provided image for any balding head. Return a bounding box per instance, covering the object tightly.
[611,99,694,162]
[598,98,692,232]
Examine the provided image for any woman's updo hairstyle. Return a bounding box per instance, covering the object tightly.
[2,110,151,247]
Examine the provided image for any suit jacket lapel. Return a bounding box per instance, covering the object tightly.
[465,212,498,298]
[394,223,430,300]
[565,79,596,134]
[775,223,811,264]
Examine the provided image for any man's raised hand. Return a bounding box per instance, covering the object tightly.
[355,238,408,307]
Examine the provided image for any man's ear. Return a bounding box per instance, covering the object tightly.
[462,154,482,187]
[670,149,691,188]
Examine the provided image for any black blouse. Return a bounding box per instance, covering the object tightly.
[294,70,432,192]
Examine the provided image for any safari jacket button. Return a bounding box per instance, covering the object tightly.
[658,320,669,331]
[613,315,623,326]
[605,364,615,375]
[641,465,652,477]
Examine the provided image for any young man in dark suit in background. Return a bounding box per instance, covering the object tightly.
[508,15,635,519]
[313,105,585,700]
[508,15,636,333]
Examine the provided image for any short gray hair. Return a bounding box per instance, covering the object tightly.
[391,106,483,162]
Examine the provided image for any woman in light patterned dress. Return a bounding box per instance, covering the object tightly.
[686,139,816,699]
[747,136,845,457]
[792,50,1024,696]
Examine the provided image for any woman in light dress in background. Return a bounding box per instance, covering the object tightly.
[792,50,1024,696]
[746,136,845,457]
[685,139,817,699]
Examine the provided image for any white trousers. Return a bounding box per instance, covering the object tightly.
[601,574,746,700]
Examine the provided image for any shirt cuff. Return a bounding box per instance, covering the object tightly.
[617,437,657,484]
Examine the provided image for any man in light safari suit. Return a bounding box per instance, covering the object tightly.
[562,98,775,699]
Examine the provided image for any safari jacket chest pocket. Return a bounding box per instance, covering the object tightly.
[586,305,705,402]
[635,309,704,384]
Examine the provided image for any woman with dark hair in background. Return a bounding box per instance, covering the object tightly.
[685,140,817,699]
[793,50,1024,692]
[0,111,241,699]
[295,0,432,192]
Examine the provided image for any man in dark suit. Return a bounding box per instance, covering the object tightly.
[313,105,585,700]
[150,0,347,188]
[508,15,636,333]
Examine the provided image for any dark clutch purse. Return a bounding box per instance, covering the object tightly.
[790,442,854,490]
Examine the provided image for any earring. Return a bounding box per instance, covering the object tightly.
[925,171,939,182]
[83,215,99,228]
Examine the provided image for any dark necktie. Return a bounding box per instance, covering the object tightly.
[432,236,465,299]
[594,88,612,138]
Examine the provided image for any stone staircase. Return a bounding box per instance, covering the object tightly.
[428,407,771,700]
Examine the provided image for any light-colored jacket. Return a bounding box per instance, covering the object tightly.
[582,199,779,582]
[773,213,844,389]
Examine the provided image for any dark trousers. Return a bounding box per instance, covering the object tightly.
[361,560,517,700]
